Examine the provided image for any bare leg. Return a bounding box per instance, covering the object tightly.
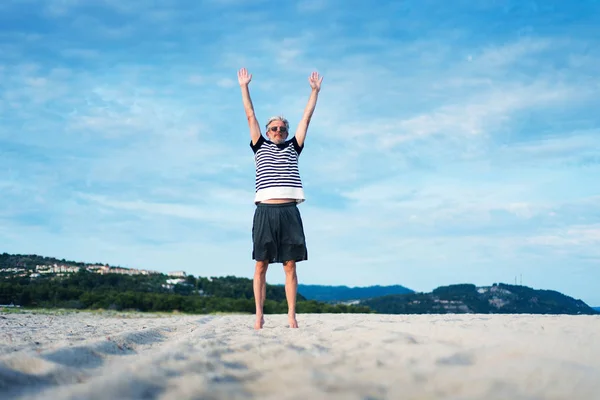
[283,260,298,328]
[253,260,268,330]
[262,274,266,305]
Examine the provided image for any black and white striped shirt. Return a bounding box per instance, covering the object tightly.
[250,135,305,203]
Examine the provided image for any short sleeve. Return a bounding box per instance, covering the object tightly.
[250,135,265,153]
[291,136,304,155]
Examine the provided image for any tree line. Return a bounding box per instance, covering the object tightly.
[0,270,372,315]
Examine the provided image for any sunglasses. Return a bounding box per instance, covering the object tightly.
[269,126,288,133]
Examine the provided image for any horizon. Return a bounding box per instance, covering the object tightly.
[1,1,599,306]
[2,250,598,307]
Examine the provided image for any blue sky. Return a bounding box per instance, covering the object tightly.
[1,0,599,306]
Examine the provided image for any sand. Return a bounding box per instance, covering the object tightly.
[1,310,599,400]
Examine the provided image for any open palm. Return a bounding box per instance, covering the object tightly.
[238,68,252,86]
[308,71,323,91]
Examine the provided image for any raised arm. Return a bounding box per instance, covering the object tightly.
[294,71,323,147]
[238,68,261,145]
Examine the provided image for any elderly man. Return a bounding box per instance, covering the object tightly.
[237,67,323,330]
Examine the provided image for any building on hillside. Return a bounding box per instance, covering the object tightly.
[97,266,112,275]
[169,271,187,277]
[35,264,81,274]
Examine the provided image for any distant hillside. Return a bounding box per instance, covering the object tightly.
[593,307,600,312]
[361,283,597,315]
[3,253,594,316]
[296,284,414,303]
[0,252,372,314]
[0,253,90,269]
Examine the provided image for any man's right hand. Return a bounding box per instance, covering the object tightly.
[238,68,252,86]
[238,67,261,144]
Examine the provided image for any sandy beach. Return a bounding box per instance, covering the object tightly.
[1,310,598,400]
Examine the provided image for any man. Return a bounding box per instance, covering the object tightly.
[237,67,323,330]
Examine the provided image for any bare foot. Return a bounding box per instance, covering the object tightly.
[288,314,298,329]
[254,315,264,330]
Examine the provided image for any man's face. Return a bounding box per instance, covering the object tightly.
[266,121,288,144]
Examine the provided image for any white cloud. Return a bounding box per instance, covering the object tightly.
[216,78,236,88]
[44,0,81,17]
[527,225,600,248]
[188,75,204,85]
[498,129,600,160]
[78,193,251,230]
[60,48,101,59]
[473,37,553,68]
[297,0,327,12]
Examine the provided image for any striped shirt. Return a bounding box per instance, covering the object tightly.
[250,135,305,203]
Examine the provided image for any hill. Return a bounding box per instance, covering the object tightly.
[0,253,371,315]
[361,283,598,315]
[3,253,595,316]
[593,307,600,312]
[295,284,414,303]
[0,252,89,269]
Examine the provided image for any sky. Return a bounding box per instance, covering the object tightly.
[1,0,599,306]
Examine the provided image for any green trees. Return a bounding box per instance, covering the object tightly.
[360,283,598,315]
[0,271,368,315]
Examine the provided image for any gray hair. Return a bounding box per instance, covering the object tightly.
[265,115,289,131]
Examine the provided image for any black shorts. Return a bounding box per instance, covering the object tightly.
[252,202,308,263]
